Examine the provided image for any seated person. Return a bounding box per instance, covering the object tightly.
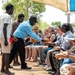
[55,37,75,75]
[45,24,74,74]
[25,26,42,61]
[44,26,63,70]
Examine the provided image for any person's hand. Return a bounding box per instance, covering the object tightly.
[41,39,46,42]
[4,40,8,46]
[13,37,18,42]
[55,51,68,60]
[65,65,75,71]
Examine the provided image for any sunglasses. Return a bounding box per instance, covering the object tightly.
[33,29,37,30]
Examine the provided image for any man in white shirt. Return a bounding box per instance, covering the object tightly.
[0,4,14,75]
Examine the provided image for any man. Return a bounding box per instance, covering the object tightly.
[55,37,75,75]
[9,15,43,69]
[45,24,73,74]
[0,4,14,75]
[11,14,24,66]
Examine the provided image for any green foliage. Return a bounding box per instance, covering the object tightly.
[51,21,61,26]
[37,20,49,32]
[72,22,75,28]
[2,0,45,20]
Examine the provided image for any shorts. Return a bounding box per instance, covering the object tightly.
[0,38,11,53]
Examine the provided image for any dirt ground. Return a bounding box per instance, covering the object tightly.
[0,55,51,75]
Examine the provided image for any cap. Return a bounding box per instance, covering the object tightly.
[30,15,38,23]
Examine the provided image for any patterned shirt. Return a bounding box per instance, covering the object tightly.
[55,31,73,50]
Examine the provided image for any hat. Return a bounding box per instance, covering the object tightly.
[30,15,38,23]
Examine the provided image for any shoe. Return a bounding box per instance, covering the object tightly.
[48,70,56,74]
[13,62,20,66]
[9,65,13,68]
[43,65,48,69]
[5,71,14,75]
[21,66,32,69]
[45,66,52,71]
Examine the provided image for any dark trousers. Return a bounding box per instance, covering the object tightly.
[49,50,56,71]
[9,38,27,67]
[49,50,60,72]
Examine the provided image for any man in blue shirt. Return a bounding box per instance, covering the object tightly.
[9,15,42,69]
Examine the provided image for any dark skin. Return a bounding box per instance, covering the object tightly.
[1,7,14,75]
[3,8,14,46]
[11,16,24,65]
[29,19,36,26]
[3,23,8,46]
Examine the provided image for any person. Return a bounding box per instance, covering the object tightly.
[11,14,25,66]
[9,15,43,69]
[45,24,74,74]
[0,4,14,75]
[55,37,75,75]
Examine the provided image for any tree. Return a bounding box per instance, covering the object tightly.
[51,21,61,26]
[37,20,49,32]
[2,0,45,20]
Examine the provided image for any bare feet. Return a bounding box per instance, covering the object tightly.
[26,58,30,61]
[29,58,36,62]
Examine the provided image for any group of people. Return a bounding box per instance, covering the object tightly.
[0,3,75,75]
[24,23,75,75]
[0,3,45,75]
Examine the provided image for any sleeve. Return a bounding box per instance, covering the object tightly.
[54,39,61,46]
[25,25,42,42]
[60,42,71,50]
[4,15,11,24]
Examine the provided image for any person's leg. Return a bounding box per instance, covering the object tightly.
[1,38,14,75]
[38,46,43,63]
[27,47,32,61]
[1,53,5,72]
[4,53,12,74]
[25,46,29,59]
[17,38,31,69]
[49,50,60,74]
[13,53,20,66]
[45,50,52,67]
[32,47,37,62]
[9,42,17,64]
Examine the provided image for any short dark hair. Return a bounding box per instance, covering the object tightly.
[62,23,70,31]
[29,15,38,23]
[5,4,14,11]
[18,14,25,19]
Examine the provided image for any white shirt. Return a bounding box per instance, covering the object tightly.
[0,13,11,38]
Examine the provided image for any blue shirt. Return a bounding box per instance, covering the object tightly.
[13,20,42,42]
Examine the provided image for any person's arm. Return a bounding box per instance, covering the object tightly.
[68,54,75,61]
[44,38,60,46]
[3,15,11,46]
[11,22,18,35]
[25,25,42,42]
[49,34,56,42]
[45,42,55,46]
[55,50,75,60]
[3,23,8,46]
